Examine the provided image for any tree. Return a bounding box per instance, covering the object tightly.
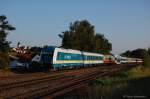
[94,34,112,54]
[142,50,150,67]
[59,20,95,52]
[121,48,150,67]
[0,15,15,69]
[121,49,146,58]
[59,20,112,53]
[148,48,150,56]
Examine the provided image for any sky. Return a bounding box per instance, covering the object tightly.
[0,0,150,54]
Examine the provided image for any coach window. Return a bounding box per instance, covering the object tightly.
[84,56,86,60]
[97,56,99,60]
[96,56,97,60]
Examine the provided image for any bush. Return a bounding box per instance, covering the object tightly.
[0,53,9,69]
[142,50,150,67]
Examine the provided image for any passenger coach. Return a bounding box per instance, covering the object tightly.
[40,46,104,70]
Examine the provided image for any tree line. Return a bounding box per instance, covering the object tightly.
[59,20,112,54]
[121,48,150,67]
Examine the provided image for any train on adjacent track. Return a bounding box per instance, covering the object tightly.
[37,46,143,70]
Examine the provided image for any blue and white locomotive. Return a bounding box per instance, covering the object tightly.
[40,46,104,70]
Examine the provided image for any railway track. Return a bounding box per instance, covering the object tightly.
[0,67,99,97]
[0,64,136,98]
[0,66,100,85]
[0,68,99,91]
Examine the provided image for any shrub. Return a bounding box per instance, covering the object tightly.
[0,53,9,69]
[142,50,150,67]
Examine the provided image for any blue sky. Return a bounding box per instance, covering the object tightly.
[0,0,150,54]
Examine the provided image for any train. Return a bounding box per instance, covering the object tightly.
[37,46,143,70]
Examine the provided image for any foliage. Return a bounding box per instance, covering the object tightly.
[142,50,150,67]
[94,34,112,53]
[121,48,145,58]
[84,66,150,99]
[0,15,15,69]
[95,77,115,85]
[91,65,150,87]
[91,75,127,86]
[0,53,9,69]
[59,20,112,54]
[0,15,15,53]
[127,66,150,78]
[148,48,150,55]
[121,48,150,67]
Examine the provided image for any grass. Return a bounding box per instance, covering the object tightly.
[61,65,150,99]
[127,66,150,78]
[89,65,150,98]
[90,65,150,86]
